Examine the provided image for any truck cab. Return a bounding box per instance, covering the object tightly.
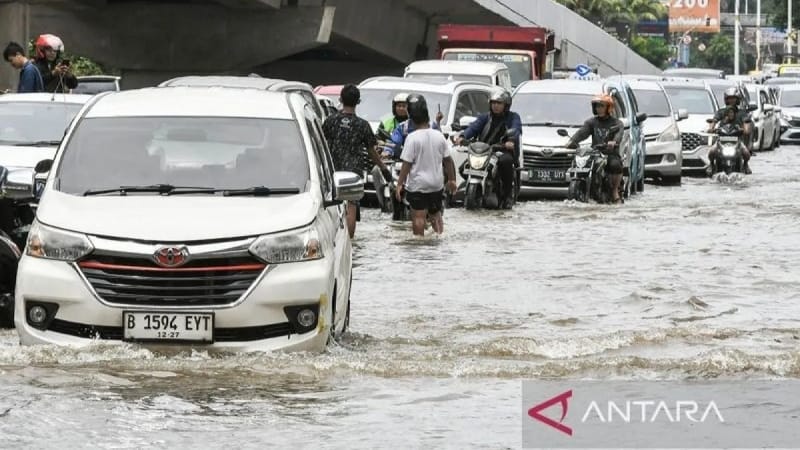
[437,24,555,89]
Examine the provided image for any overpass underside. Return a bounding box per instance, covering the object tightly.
[0,0,657,90]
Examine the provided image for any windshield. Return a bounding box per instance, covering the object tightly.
[443,51,532,87]
[406,73,493,85]
[0,102,84,145]
[513,93,593,127]
[357,89,452,122]
[663,70,723,79]
[633,89,671,117]
[56,117,310,195]
[72,81,117,94]
[663,87,715,114]
[780,90,800,107]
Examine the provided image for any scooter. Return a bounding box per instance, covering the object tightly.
[0,163,40,328]
[456,129,518,210]
[373,129,411,220]
[707,119,745,176]
[559,128,623,204]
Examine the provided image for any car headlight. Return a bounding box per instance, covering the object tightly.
[656,123,680,143]
[249,224,324,264]
[574,155,590,168]
[469,154,489,170]
[782,113,792,122]
[721,146,737,157]
[25,221,94,261]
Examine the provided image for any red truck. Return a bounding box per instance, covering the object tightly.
[436,24,555,88]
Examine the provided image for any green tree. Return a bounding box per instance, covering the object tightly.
[629,35,671,69]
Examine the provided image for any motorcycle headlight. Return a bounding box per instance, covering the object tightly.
[25,221,94,261]
[249,224,324,264]
[575,155,590,168]
[721,146,737,157]
[469,154,489,170]
[656,123,680,143]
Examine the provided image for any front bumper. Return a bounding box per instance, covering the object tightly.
[681,144,712,175]
[780,126,800,144]
[644,140,682,178]
[14,254,336,352]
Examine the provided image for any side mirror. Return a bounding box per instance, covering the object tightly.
[763,104,775,112]
[329,171,364,205]
[636,112,648,124]
[34,159,53,174]
[2,168,34,200]
[504,128,518,139]
[459,116,477,129]
[676,108,689,121]
[774,106,782,113]
[621,118,631,129]
[556,128,570,137]
[748,103,758,112]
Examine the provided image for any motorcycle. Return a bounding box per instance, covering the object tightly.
[559,128,623,204]
[0,161,43,328]
[707,119,745,176]
[373,129,411,220]
[456,129,518,210]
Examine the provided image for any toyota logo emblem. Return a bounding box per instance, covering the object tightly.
[541,148,554,157]
[153,246,189,268]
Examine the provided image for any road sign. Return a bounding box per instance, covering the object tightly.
[683,34,692,45]
[668,0,721,33]
[698,43,707,51]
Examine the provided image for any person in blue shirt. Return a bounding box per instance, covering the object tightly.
[457,88,522,209]
[3,42,44,93]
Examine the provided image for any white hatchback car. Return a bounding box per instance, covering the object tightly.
[15,87,363,352]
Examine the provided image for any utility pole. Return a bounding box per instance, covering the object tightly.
[756,0,761,70]
[790,0,794,56]
[735,0,741,74]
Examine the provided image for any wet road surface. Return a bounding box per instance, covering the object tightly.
[1,147,799,448]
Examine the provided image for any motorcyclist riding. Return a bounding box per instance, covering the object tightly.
[378,93,409,135]
[389,94,445,153]
[457,87,522,209]
[565,94,624,203]
[707,87,752,174]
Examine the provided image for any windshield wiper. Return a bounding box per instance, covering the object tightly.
[12,140,62,147]
[222,186,301,197]
[83,184,217,196]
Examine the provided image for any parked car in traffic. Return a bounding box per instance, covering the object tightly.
[15,87,363,352]
[628,80,686,185]
[403,60,512,90]
[744,83,781,151]
[512,78,647,198]
[357,76,496,199]
[703,79,751,111]
[778,85,800,145]
[660,80,719,176]
[72,75,121,95]
[313,85,343,98]
[159,75,328,121]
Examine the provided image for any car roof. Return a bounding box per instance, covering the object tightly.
[663,68,724,75]
[358,76,488,93]
[514,79,608,95]
[158,75,313,92]
[83,87,296,119]
[77,75,120,81]
[626,80,664,91]
[404,59,507,76]
[659,80,710,89]
[778,84,800,91]
[0,93,93,104]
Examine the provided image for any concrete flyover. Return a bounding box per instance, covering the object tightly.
[0,0,658,91]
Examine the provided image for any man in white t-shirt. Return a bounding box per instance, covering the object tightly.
[396,94,457,236]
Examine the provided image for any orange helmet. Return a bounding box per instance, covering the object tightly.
[591,94,614,109]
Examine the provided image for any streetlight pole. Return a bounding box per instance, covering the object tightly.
[790,0,794,56]
[735,0,741,74]
[757,0,761,70]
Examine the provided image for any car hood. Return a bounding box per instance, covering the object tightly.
[36,190,320,242]
[780,106,800,118]
[676,115,711,134]
[642,117,674,135]
[521,126,586,147]
[0,144,57,170]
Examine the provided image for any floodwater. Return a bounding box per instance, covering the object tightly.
[1,148,799,449]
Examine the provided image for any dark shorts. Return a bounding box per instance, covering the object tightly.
[405,190,443,215]
[606,155,623,175]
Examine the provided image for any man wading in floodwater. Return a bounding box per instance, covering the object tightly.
[395,94,457,237]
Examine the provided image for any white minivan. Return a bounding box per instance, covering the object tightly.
[403,60,512,90]
[15,86,363,352]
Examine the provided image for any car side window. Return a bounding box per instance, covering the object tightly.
[294,90,324,119]
[470,91,491,115]
[454,90,475,122]
[760,90,769,108]
[304,115,332,198]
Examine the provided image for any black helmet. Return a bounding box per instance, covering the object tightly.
[406,93,429,124]
[489,88,512,112]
